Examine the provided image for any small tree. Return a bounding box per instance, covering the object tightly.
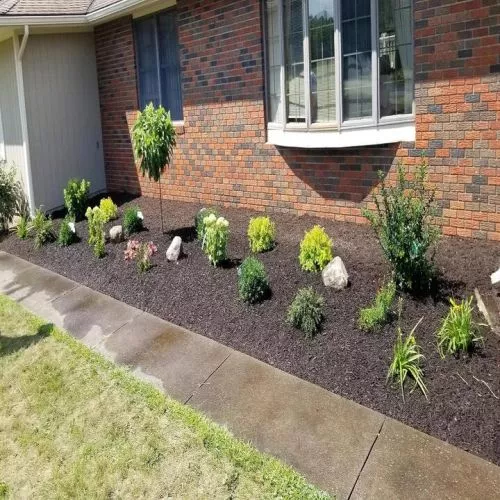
[131,103,176,233]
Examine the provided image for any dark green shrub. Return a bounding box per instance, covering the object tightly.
[238,257,270,304]
[123,206,144,236]
[248,216,276,253]
[287,287,325,338]
[63,178,90,221]
[195,207,219,242]
[29,208,54,249]
[0,162,26,232]
[437,297,483,357]
[363,160,439,292]
[299,225,333,272]
[358,281,396,332]
[58,217,78,247]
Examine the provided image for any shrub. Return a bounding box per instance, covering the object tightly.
[0,162,25,232]
[132,103,176,233]
[437,296,483,357]
[238,257,270,304]
[58,217,77,247]
[63,178,90,221]
[363,160,439,292]
[85,206,106,258]
[203,214,229,266]
[195,207,219,243]
[247,216,276,253]
[99,197,118,223]
[29,208,54,249]
[124,240,158,273]
[387,299,428,401]
[287,287,325,338]
[123,206,144,236]
[358,281,396,332]
[15,216,29,240]
[299,225,333,272]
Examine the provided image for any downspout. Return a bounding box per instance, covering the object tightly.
[14,25,35,215]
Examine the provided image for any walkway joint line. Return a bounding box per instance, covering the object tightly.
[183,352,233,405]
[347,417,386,500]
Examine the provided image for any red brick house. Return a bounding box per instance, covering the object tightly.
[0,0,499,239]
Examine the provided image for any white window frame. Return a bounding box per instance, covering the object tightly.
[0,106,5,161]
[264,0,415,148]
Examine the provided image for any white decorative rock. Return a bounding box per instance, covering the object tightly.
[109,225,123,244]
[322,256,349,290]
[166,236,183,262]
[491,267,500,287]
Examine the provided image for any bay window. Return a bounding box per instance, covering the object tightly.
[264,0,414,147]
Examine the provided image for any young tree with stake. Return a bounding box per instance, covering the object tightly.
[131,103,176,233]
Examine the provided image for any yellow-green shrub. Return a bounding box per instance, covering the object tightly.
[299,225,333,272]
[99,197,118,223]
[247,216,276,253]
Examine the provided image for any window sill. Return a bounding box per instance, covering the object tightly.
[267,120,415,149]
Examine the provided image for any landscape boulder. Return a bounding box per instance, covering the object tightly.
[166,236,183,262]
[322,256,349,290]
[109,225,123,244]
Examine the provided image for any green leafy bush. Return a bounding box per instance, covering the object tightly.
[203,214,229,266]
[57,217,77,247]
[29,208,54,249]
[363,160,439,292]
[123,206,144,236]
[238,257,270,304]
[85,206,106,258]
[195,207,219,243]
[437,297,482,357]
[0,162,26,232]
[99,197,118,223]
[132,103,177,233]
[247,216,276,253]
[15,216,29,240]
[358,281,396,332]
[287,287,325,338]
[64,178,90,221]
[299,225,333,272]
[387,299,428,401]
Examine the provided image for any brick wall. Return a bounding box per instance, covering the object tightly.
[94,0,500,240]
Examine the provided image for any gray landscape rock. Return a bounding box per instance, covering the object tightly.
[109,225,123,244]
[166,236,183,262]
[322,256,349,290]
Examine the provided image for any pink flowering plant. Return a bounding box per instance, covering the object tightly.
[124,240,157,273]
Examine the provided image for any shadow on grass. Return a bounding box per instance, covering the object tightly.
[0,323,54,357]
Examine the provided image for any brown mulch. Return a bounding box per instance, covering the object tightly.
[2,194,500,466]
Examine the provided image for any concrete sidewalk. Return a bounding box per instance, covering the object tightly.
[1,250,499,499]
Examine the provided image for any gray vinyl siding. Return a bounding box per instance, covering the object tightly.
[0,38,25,184]
[23,33,106,211]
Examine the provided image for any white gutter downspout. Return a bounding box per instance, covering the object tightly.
[13,25,35,215]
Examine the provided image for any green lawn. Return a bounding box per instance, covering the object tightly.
[0,295,329,499]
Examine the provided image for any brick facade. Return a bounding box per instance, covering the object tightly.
[94,0,500,240]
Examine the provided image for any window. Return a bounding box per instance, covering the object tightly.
[135,9,183,121]
[265,0,414,147]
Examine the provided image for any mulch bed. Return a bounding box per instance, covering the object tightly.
[2,194,500,466]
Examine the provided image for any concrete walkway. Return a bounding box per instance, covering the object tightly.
[1,250,499,499]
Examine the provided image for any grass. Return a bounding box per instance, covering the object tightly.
[0,295,329,499]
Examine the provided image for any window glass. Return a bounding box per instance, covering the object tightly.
[309,0,336,123]
[341,0,372,120]
[285,0,305,123]
[379,0,413,117]
[135,10,183,120]
[158,11,184,121]
[266,0,283,123]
